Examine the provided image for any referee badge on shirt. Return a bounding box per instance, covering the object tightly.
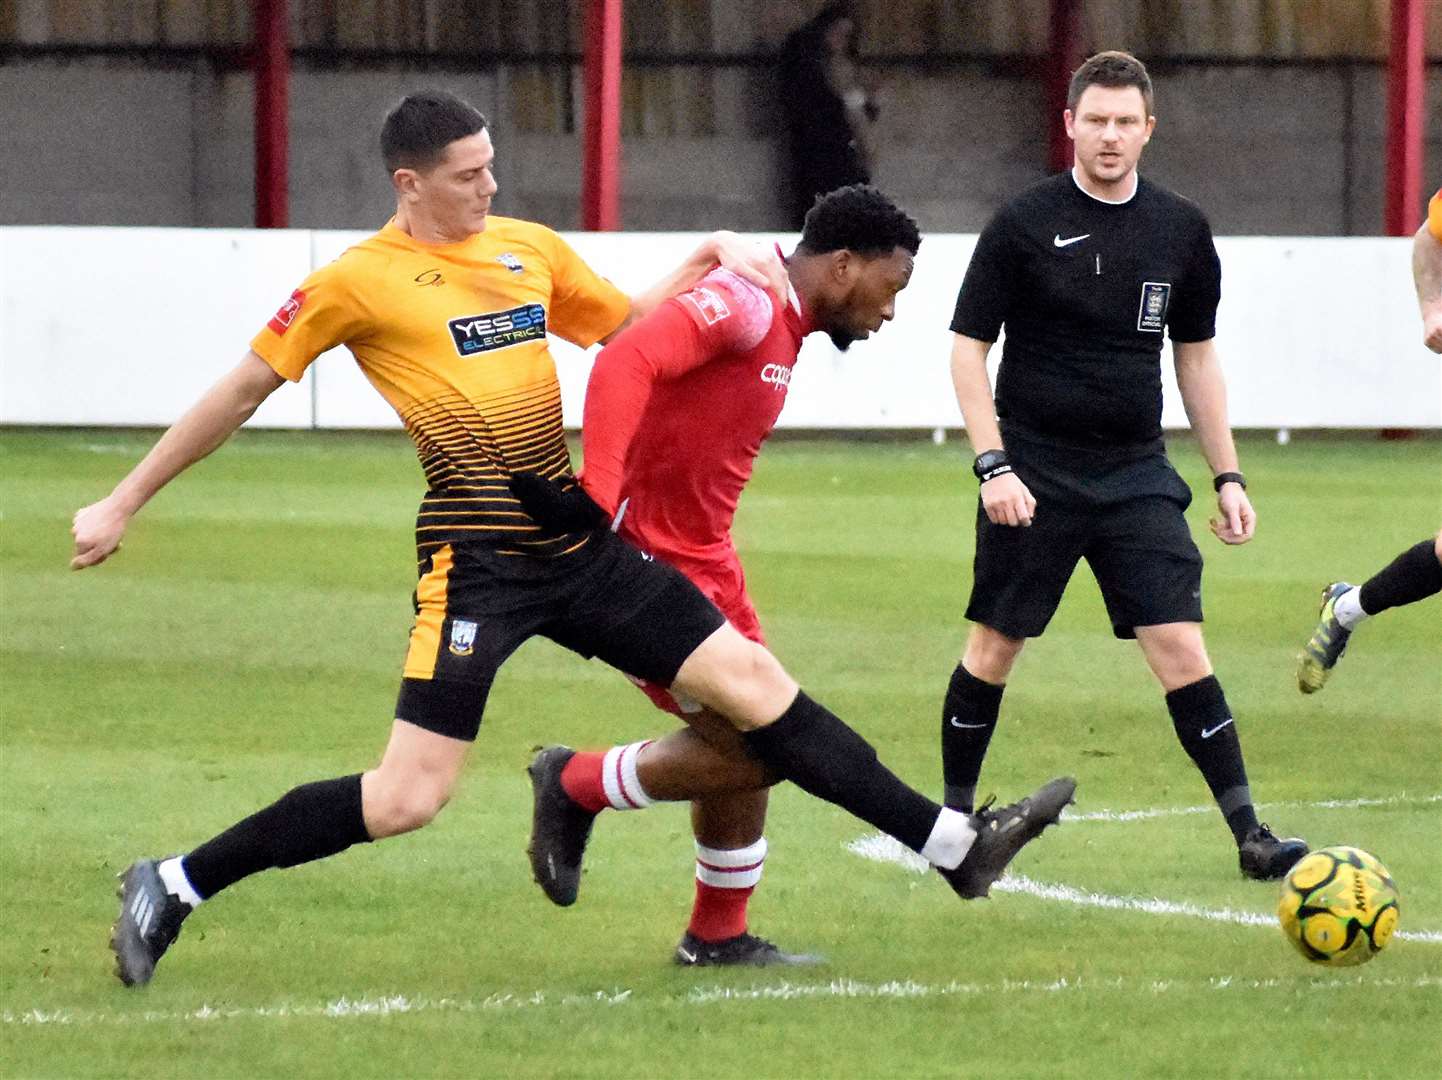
[1137,282,1171,332]
[448,619,478,657]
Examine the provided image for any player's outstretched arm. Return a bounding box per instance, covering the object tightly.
[1412,221,1442,354]
[70,350,285,570]
[1172,338,1254,545]
[950,333,1035,528]
[610,231,787,338]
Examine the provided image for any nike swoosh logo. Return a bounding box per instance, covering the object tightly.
[1200,718,1235,739]
[949,717,990,729]
[1053,233,1091,248]
[677,948,697,963]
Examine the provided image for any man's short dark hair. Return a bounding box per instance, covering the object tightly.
[380,91,488,174]
[1067,50,1154,115]
[798,185,921,258]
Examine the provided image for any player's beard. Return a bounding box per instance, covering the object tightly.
[827,328,857,351]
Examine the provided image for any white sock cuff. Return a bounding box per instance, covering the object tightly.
[159,856,204,907]
[1333,586,1370,629]
[695,837,767,889]
[600,740,655,810]
[920,807,978,871]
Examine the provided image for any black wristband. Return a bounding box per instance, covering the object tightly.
[1212,471,1246,492]
[973,449,1012,484]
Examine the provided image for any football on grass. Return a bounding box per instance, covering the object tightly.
[1278,846,1399,966]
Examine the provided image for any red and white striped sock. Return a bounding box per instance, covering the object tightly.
[559,741,655,814]
[687,837,766,942]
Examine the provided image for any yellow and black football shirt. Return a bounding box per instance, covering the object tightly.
[251,216,629,558]
[1429,187,1442,242]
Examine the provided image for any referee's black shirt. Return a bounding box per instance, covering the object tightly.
[951,172,1221,455]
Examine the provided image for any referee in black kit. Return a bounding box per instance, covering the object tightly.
[940,51,1307,880]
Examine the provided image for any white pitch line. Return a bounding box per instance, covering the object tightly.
[1064,791,1442,824]
[7,974,1440,1028]
[843,833,1442,944]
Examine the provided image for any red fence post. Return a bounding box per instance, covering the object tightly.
[254,0,290,229]
[581,0,622,230]
[1383,0,1426,236]
[1046,0,1084,174]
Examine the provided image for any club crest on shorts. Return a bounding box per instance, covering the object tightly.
[1137,281,1171,332]
[448,619,478,657]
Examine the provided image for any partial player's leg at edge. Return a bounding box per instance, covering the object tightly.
[1297,534,1442,694]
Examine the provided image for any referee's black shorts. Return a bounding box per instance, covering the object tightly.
[966,490,1204,641]
[395,529,726,741]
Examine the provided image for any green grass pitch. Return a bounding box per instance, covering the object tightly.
[2,428,1439,1079]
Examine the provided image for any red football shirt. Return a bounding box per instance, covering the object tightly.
[580,265,813,564]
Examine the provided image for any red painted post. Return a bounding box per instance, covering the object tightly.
[1046,0,1084,174]
[1383,0,1426,236]
[254,0,290,229]
[581,0,622,230]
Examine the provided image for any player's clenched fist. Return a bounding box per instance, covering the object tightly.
[71,497,129,569]
[981,471,1036,528]
[1422,305,1442,354]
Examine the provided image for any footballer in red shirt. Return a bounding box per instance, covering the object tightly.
[512,186,921,966]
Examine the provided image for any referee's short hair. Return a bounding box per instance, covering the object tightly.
[381,91,488,174]
[1067,51,1154,115]
[798,185,921,258]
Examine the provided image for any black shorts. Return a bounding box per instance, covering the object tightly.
[395,530,726,740]
[965,490,1204,640]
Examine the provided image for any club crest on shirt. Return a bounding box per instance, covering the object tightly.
[496,252,524,274]
[449,619,478,657]
[1137,281,1171,332]
[684,286,731,326]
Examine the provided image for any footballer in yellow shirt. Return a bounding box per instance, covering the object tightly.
[74,90,800,985]
[250,214,628,559]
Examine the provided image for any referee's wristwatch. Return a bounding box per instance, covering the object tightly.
[1212,471,1246,492]
[973,449,1013,484]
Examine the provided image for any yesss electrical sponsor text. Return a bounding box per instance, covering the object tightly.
[448,304,547,356]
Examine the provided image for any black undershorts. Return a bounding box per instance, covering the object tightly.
[395,530,726,740]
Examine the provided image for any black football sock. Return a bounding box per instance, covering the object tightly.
[940,664,1003,812]
[1165,676,1257,844]
[1358,539,1442,615]
[182,774,372,899]
[743,691,941,854]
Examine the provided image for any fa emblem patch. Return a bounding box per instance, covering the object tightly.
[266,289,306,335]
[1137,282,1171,332]
[684,286,730,326]
[449,619,478,657]
[496,252,524,274]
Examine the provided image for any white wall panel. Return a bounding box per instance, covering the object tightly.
[2,227,1437,432]
[1208,237,1440,428]
[0,227,315,427]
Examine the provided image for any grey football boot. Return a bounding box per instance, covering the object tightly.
[111,858,192,986]
[938,777,1076,898]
